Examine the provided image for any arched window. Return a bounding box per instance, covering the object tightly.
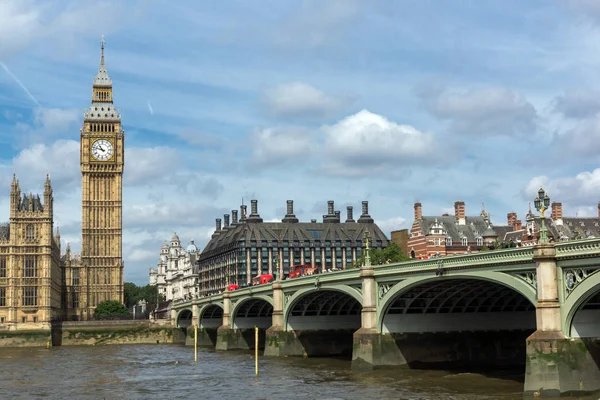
[25,224,34,241]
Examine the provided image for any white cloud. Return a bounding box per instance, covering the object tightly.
[417,85,537,137]
[376,216,409,236]
[525,169,600,206]
[251,126,315,167]
[124,146,181,186]
[552,115,600,156]
[13,107,80,146]
[320,109,436,176]
[263,82,350,118]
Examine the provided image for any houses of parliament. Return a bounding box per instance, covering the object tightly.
[0,37,125,330]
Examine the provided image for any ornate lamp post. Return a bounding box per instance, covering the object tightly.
[534,186,551,244]
[273,248,282,281]
[363,230,372,267]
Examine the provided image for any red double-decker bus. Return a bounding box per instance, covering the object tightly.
[252,274,273,286]
[288,264,319,279]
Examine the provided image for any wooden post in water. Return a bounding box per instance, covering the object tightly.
[194,325,198,362]
[255,326,259,375]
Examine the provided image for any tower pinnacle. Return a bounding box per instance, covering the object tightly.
[94,35,111,87]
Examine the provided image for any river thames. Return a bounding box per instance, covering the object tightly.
[0,344,597,400]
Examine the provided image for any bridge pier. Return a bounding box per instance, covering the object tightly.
[265,281,305,356]
[524,244,600,397]
[352,263,406,370]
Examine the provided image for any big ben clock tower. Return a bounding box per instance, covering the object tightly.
[80,36,124,317]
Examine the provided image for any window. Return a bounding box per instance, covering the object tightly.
[445,237,452,246]
[476,237,483,246]
[0,317,4,323]
[24,256,36,277]
[0,257,5,277]
[433,238,441,246]
[72,293,79,308]
[72,269,80,286]
[33,316,37,323]
[461,237,468,246]
[22,316,27,323]
[25,224,35,241]
[0,287,5,306]
[23,286,37,306]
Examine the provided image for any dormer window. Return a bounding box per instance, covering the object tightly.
[445,237,452,246]
[461,237,467,246]
[476,237,483,246]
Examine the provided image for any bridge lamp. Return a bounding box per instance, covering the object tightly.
[534,186,550,244]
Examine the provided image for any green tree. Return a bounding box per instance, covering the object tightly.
[123,282,164,308]
[94,300,129,319]
[351,242,411,268]
[124,282,139,308]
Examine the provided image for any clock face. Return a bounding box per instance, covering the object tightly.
[91,139,114,161]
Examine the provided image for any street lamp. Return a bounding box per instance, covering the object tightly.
[363,230,372,267]
[534,186,551,244]
[273,248,281,281]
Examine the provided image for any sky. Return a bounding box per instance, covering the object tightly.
[1,0,600,285]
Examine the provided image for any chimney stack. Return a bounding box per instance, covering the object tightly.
[324,200,336,223]
[346,206,355,223]
[358,200,374,223]
[311,219,317,223]
[215,218,222,232]
[514,219,522,231]
[282,200,299,223]
[551,202,563,221]
[247,200,263,222]
[240,205,248,222]
[454,201,466,225]
[335,210,341,222]
[224,214,230,228]
[328,200,335,215]
[507,212,517,227]
[231,210,238,224]
[414,202,422,220]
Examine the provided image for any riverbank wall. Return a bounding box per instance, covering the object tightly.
[0,320,185,348]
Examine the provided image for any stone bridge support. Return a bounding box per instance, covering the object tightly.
[524,244,600,397]
[215,291,233,351]
[351,264,405,370]
[264,281,306,357]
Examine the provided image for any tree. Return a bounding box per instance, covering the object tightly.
[123,282,164,309]
[351,242,411,268]
[94,300,129,319]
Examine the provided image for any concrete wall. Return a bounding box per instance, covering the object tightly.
[287,315,361,331]
[234,316,271,329]
[572,309,600,337]
[382,311,535,333]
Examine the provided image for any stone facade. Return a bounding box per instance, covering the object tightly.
[198,200,389,296]
[62,36,125,320]
[0,175,62,330]
[149,233,200,302]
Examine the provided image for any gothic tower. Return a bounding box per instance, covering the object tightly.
[80,36,125,318]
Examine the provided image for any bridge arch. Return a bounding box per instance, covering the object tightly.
[562,269,600,337]
[377,271,537,333]
[199,303,224,329]
[231,295,273,329]
[283,286,362,330]
[176,308,193,328]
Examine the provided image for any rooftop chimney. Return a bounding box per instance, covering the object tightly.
[231,210,238,224]
[224,214,230,228]
[247,199,263,223]
[240,205,248,222]
[346,206,355,223]
[358,200,374,223]
[454,201,466,225]
[335,210,341,222]
[507,212,517,227]
[215,218,222,232]
[310,219,317,223]
[551,202,563,225]
[282,200,299,223]
[324,200,337,223]
[414,202,422,220]
[514,219,522,231]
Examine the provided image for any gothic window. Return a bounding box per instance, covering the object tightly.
[0,257,5,278]
[24,256,36,277]
[72,269,80,286]
[0,287,5,306]
[72,292,79,308]
[23,286,37,306]
[25,224,34,241]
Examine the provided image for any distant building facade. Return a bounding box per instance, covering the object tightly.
[197,200,389,296]
[0,175,62,330]
[149,234,200,302]
[407,201,519,259]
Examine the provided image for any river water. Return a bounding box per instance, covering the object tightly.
[0,345,597,400]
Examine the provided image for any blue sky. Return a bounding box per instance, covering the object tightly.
[1,0,600,284]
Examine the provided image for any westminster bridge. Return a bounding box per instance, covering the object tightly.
[171,239,600,397]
